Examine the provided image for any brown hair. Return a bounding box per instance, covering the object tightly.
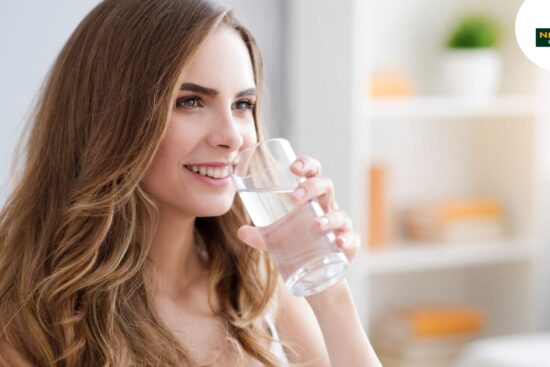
[0,0,283,365]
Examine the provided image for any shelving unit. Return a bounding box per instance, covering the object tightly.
[365,94,536,120]
[356,238,533,276]
[286,0,550,341]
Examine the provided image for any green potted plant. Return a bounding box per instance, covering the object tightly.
[441,14,502,97]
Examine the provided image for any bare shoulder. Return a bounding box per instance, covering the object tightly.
[0,340,34,367]
[275,284,330,366]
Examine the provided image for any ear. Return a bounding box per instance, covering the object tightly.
[237,225,268,251]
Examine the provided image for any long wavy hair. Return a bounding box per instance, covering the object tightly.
[0,0,283,365]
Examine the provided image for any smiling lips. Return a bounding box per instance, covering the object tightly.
[184,164,232,179]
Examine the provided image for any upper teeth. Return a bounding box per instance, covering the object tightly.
[187,165,231,179]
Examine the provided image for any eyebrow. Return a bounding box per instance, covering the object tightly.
[180,83,256,98]
[235,88,256,98]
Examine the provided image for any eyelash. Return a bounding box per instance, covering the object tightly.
[174,96,256,112]
[233,99,256,111]
[175,96,203,109]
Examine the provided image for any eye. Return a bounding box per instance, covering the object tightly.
[175,96,203,109]
[233,99,255,112]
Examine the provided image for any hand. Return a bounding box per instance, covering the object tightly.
[236,155,362,263]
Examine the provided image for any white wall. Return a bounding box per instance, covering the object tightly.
[0,0,286,207]
[285,0,356,219]
[0,1,102,206]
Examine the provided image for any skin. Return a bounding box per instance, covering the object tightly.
[3,24,381,367]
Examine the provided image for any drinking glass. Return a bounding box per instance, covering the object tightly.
[231,138,349,297]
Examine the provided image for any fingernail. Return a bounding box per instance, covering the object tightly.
[292,187,306,200]
[292,160,304,170]
[318,216,330,228]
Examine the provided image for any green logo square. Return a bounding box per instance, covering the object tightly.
[536,28,550,47]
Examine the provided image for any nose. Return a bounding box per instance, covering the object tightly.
[207,109,244,150]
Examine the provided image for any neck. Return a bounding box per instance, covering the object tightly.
[148,205,206,297]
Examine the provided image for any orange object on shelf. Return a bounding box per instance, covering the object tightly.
[402,199,505,242]
[373,305,485,367]
[367,165,388,249]
[368,71,414,99]
[435,199,503,224]
[401,306,484,339]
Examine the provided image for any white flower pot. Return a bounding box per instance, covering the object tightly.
[440,48,502,98]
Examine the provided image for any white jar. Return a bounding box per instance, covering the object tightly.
[440,48,502,98]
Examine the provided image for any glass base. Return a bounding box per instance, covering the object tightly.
[285,252,349,297]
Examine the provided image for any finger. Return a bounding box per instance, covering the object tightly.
[314,209,353,233]
[290,176,338,212]
[290,155,322,178]
[236,225,267,251]
[335,232,362,262]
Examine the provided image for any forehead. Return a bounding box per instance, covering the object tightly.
[178,25,255,91]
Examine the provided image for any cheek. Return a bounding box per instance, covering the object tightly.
[140,145,170,197]
[140,126,186,197]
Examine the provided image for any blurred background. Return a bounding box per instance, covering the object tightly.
[2,1,550,366]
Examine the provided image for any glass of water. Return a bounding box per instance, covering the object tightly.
[230,138,349,297]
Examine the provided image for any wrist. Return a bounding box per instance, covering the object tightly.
[305,278,351,309]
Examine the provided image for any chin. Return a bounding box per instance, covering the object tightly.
[196,206,233,218]
[195,197,235,217]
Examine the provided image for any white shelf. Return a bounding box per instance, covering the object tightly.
[288,0,546,331]
[354,238,533,276]
[363,95,536,120]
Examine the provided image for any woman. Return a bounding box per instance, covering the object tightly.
[0,0,381,365]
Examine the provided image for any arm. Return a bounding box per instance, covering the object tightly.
[239,155,382,365]
[306,279,382,367]
[276,283,331,366]
[276,278,382,367]
[279,156,381,365]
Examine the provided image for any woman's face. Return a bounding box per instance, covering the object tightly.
[141,25,258,217]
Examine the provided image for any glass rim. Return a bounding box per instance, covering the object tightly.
[230,137,291,179]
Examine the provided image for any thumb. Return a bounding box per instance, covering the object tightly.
[237,225,268,251]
